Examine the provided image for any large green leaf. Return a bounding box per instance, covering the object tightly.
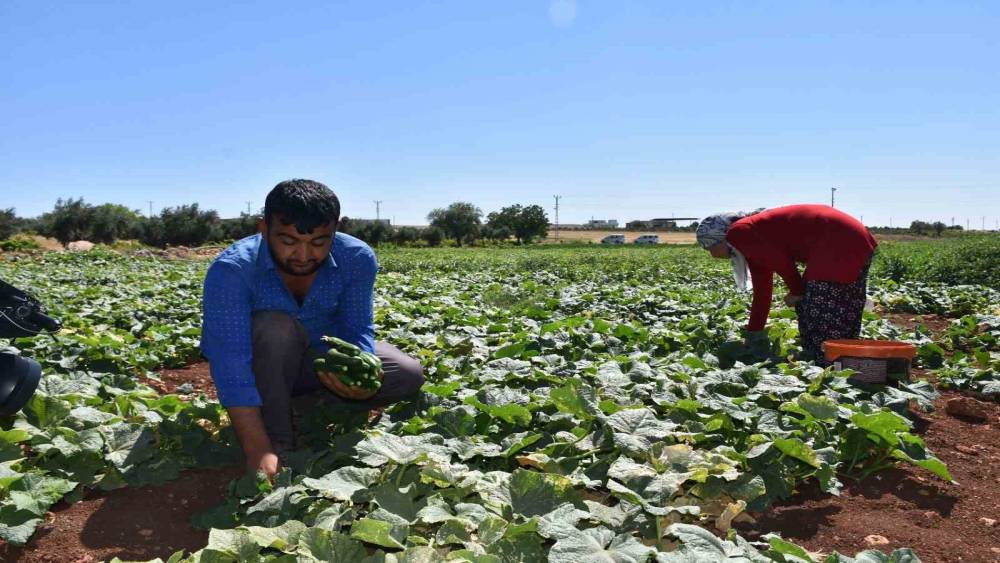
[508,469,584,518]
[302,466,381,502]
[297,528,369,561]
[550,380,602,421]
[605,408,678,457]
[549,528,655,563]
[349,517,409,549]
[607,457,687,508]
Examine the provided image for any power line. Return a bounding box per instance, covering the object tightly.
[553,195,562,242]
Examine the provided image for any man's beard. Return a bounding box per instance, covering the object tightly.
[275,258,323,276]
[269,248,325,276]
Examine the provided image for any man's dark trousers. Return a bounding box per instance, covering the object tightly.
[251,310,424,453]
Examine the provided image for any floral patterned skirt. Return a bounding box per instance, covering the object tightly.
[796,256,873,363]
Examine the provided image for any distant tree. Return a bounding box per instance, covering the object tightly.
[932,221,947,237]
[38,198,94,245]
[909,220,931,236]
[339,217,392,246]
[391,226,421,245]
[480,223,512,242]
[358,221,391,247]
[89,203,144,243]
[427,202,482,246]
[486,204,549,244]
[219,212,261,241]
[514,204,549,243]
[422,226,444,247]
[16,216,41,234]
[142,204,222,247]
[0,208,19,240]
[486,207,517,237]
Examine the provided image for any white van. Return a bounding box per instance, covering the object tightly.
[600,234,625,244]
[634,234,659,245]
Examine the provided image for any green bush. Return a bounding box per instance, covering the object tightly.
[0,234,42,252]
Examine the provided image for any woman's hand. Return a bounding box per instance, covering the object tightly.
[784,294,803,307]
[318,369,383,401]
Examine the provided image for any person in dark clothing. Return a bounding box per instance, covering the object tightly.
[696,204,877,361]
[201,179,424,478]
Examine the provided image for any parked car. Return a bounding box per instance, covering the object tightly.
[600,234,626,244]
[634,234,659,245]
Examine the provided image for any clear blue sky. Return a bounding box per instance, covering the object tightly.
[2,1,998,228]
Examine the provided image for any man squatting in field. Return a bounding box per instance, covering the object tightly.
[696,204,878,362]
[200,179,425,478]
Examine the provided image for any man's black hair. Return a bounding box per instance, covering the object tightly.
[264,179,341,234]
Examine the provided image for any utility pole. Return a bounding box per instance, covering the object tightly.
[553,195,561,242]
[951,217,955,227]
[967,218,970,231]
[983,216,986,231]
[830,187,837,207]
[147,201,154,218]
[374,200,383,221]
[246,201,253,215]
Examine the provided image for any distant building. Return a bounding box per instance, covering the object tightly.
[649,218,677,229]
[586,219,619,229]
[625,220,649,230]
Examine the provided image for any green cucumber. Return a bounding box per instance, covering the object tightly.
[322,335,364,356]
[326,350,365,368]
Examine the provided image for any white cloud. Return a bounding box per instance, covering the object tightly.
[548,0,577,28]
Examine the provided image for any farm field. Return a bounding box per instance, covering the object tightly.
[1,243,999,562]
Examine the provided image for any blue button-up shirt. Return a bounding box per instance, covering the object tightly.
[200,232,377,407]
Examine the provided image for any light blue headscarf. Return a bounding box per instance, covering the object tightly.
[696,209,764,291]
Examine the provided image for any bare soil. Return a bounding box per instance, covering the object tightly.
[141,362,217,400]
[27,236,64,252]
[885,312,955,339]
[2,465,242,563]
[736,388,1000,563]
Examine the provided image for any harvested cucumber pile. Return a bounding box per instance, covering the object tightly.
[314,335,382,390]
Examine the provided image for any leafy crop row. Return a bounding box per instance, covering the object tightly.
[4,246,995,561]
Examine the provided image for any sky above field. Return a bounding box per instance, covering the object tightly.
[2,1,998,228]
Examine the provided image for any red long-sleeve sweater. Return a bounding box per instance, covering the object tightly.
[725,204,877,332]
